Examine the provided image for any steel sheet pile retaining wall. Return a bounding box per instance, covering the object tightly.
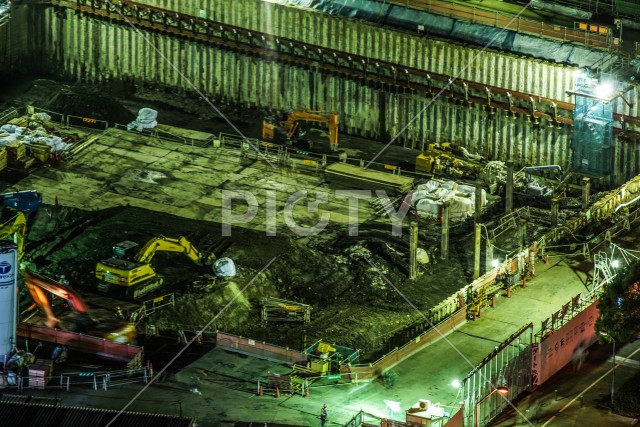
[0,7,32,78]
[7,0,640,183]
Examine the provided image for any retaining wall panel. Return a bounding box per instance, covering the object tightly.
[28,6,640,184]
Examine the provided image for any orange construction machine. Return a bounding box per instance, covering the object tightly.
[262,110,339,151]
[24,269,136,344]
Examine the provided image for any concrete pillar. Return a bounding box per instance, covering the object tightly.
[441,202,450,260]
[409,221,418,279]
[475,182,483,224]
[519,218,527,248]
[474,223,481,279]
[486,239,494,272]
[505,161,514,213]
[551,197,559,227]
[582,177,591,210]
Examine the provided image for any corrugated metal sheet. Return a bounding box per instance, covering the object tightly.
[129,0,625,113]
[0,401,196,427]
[0,7,32,77]
[13,3,637,185]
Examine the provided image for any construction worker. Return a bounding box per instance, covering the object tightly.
[114,306,124,319]
[320,403,328,426]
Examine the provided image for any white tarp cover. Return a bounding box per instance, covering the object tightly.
[214,257,237,277]
[0,114,71,152]
[127,108,158,132]
[412,180,486,221]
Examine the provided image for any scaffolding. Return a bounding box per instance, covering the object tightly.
[568,72,615,177]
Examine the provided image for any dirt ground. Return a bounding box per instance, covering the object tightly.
[2,77,577,362]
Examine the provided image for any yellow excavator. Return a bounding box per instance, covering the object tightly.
[415,142,485,179]
[0,211,27,261]
[262,109,339,151]
[95,236,214,299]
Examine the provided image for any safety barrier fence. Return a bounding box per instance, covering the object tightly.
[219,132,411,180]
[346,309,467,382]
[216,331,306,364]
[344,410,365,427]
[462,324,533,427]
[17,323,144,367]
[393,0,616,51]
[3,366,149,393]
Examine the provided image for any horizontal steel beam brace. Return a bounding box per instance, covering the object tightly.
[52,0,640,135]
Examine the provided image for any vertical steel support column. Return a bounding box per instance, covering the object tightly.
[410,221,419,279]
[582,177,591,210]
[505,161,514,214]
[441,202,450,260]
[474,223,482,279]
[551,197,559,227]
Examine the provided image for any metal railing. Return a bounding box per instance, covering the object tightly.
[393,0,616,51]
[5,366,149,392]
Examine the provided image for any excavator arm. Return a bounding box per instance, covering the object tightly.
[263,109,339,151]
[24,269,90,328]
[0,212,27,261]
[134,236,206,265]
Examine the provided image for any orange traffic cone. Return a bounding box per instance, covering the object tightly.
[259,384,263,397]
[276,387,280,398]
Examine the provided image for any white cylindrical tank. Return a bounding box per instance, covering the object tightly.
[0,244,18,367]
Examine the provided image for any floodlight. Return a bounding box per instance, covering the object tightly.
[595,81,614,100]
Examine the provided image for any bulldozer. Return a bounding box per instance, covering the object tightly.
[262,109,339,151]
[95,236,216,299]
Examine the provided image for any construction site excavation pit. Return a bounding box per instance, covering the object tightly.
[0,78,562,367]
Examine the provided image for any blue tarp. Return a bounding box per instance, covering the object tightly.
[274,0,611,68]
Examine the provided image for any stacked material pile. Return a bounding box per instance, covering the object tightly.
[411,180,486,221]
[27,359,53,389]
[326,163,415,195]
[0,113,71,169]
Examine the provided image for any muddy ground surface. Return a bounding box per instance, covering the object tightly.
[4,77,573,362]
